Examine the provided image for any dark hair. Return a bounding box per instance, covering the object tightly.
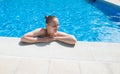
[45,15,57,24]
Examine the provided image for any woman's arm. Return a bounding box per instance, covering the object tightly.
[54,32,77,45]
[21,28,54,43]
[21,36,54,43]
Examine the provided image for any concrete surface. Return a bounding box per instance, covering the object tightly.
[105,0,120,6]
[0,37,120,74]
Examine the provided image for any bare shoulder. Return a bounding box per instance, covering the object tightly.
[32,28,46,33]
[31,28,47,36]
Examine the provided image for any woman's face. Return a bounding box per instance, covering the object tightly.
[46,18,59,37]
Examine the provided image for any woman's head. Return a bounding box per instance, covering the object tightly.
[45,15,59,36]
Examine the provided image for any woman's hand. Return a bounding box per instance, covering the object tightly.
[39,37,55,42]
[53,32,77,45]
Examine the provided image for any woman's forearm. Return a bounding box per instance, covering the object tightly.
[54,36,77,45]
[21,36,40,43]
[21,36,54,43]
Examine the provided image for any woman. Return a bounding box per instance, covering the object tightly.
[21,15,77,45]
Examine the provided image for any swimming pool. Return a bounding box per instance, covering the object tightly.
[0,0,120,43]
[93,0,120,25]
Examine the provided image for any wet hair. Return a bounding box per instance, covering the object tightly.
[45,15,57,24]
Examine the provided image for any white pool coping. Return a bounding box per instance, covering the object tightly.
[0,37,120,74]
[104,0,120,6]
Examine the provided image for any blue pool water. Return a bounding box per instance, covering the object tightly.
[0,0,120,43]
[93,0,120,23]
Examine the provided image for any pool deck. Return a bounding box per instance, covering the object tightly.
[0,37,120,74]
[104,0,120,6]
